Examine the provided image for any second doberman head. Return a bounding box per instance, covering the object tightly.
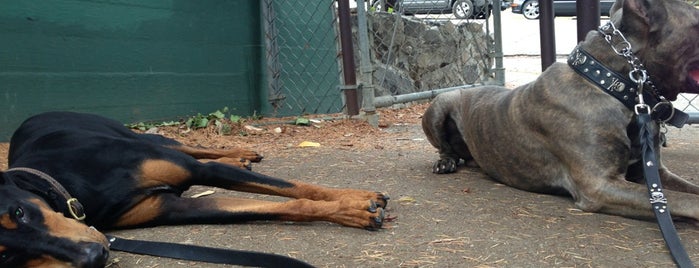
[0,172,109,268]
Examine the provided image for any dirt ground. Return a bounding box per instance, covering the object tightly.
[1,102,698,267]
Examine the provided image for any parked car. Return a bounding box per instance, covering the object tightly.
[501,0,513,10]
[371,0,498,19]
[511,0,615,20]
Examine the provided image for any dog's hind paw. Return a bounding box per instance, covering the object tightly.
[432,158,458,174]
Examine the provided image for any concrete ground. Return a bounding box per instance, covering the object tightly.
[105,119,699,267]
[104,48,699,266]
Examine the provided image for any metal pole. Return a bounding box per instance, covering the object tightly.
[576,1,600,43]
[492,0,505,85]
[337,0,360,115]
[356,0,379,126]
[539,0,555,71]
[374,85,479,108]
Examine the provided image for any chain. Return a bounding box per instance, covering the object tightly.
[598,21,661,114]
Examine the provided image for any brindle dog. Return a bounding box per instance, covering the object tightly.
[423,0,699,222]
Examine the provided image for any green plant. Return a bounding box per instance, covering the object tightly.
[125,120,179,131]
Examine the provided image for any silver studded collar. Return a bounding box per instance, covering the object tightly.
[567,45,689,128]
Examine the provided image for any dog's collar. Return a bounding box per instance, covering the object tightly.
[567,45,689,128]
[5,167,87,221]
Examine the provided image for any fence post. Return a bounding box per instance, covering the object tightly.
[492,0,505,86]
[337,0,360,115]
[539,0,556,71]
[262,0,284,112]
[356,0,379,126]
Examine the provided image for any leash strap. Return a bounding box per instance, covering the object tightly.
[637,113,694,268]
[107,235,315,268]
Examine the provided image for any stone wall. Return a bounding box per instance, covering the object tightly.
[358,13,494,97]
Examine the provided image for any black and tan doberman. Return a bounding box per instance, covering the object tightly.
[0,111,388,267]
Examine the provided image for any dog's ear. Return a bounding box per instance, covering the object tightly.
[610,0,624,15]
[619,0,668,32]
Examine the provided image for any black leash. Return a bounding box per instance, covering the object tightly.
[636,113,694,268]
[107,235,315,268]
[567,20,695,266]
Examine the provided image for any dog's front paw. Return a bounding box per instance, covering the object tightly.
[364,200,386,231]
[432,158,458,174]
[239,150,263,163]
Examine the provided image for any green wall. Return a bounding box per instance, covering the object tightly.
[0,0,263,140]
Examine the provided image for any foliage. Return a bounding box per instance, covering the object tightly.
[126,107,251,136]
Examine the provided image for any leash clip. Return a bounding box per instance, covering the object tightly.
[635,103,650,115]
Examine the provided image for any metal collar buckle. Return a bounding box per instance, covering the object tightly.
[67,198,87,221]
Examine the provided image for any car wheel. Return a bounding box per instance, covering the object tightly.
[522,0,539,20]
[453,0,474,19]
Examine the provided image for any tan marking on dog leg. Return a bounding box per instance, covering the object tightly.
[228,180,389,209]
[208,197,382,229]
[168,145,262,162]
[198,157,251,169]
[114,196,163,227]
[138,159,191,188]
[0,213,18,229]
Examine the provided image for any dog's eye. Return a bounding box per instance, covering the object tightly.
[13,207,24,220]
[0,251,11,264]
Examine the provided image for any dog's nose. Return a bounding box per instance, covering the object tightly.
[76,242,109,268]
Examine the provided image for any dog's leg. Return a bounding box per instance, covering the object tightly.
[189,162,389,207]
[127,160,388,229]
[659,167,699,195]
[115,193,385,230]
[627,155,699,195]
[422,101,474,174]
[168,144,263,169]
[572,177,699,222]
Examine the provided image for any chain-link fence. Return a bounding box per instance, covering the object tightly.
[261,0,695,123]
[359,0,498,109]
[262,0,498,117]
[674,0,698,123]
[262,0,345,116]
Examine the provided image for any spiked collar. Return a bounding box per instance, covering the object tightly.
[567,45,689,128]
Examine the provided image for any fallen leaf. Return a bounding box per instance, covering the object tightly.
[397,196,416,203]
[298,141,321,147]
[244,125,264,132]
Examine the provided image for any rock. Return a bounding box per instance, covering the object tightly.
[354,12,493,97]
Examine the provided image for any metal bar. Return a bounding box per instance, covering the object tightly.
[539,0,555,71]
[356,0,375,112]
[687,113,699,125]
[337,0,360,115]
[492,0,505,85]
[374,84,479,108]
[576,0,600,42]
[262,0,283,111]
